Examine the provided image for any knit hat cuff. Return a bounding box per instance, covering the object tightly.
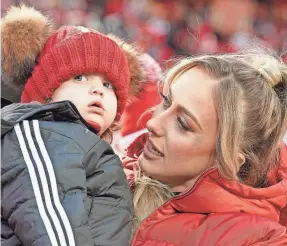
[21,31,130,118]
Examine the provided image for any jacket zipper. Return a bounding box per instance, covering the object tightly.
[133,166,217,233]
[174,166,217,200]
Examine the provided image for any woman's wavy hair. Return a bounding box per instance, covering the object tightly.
[131,50,287,233]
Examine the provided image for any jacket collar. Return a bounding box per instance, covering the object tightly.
[1,101,99,135]
[171,144,287,222]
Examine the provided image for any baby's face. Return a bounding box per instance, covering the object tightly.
[51,74,117,136]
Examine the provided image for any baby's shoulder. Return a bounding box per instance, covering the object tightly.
[38,120,102,153]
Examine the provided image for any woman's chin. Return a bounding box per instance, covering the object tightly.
[138,153,147,168]
[138,154,155,176]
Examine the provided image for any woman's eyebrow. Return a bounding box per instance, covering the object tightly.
[169,87,203,131]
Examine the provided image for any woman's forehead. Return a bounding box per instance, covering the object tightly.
[171,71,216,107]
[166,67,218,95]
[170,68,219,128]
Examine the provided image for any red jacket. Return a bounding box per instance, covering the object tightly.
[124,135,287,245]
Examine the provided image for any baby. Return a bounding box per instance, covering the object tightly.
[1,5,144,246]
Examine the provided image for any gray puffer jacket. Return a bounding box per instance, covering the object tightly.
[1,101,133,246]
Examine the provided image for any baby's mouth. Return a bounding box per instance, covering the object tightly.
[88,103,104,116]
[89,100,104,111]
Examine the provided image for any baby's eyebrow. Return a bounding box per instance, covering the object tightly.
[87,74,107,81]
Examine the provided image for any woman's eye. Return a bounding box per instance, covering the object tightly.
[160,92,170,109]
[177,116,192,132]
[103,82,113,89]
[74,75,88,82]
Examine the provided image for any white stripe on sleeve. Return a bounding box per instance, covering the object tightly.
[14,123,59,246]
[33,120,75,246]
[23,121,68,246]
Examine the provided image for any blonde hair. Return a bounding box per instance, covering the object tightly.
[101,121,121,144]
[132,169,174,234]
[132,51,287,232]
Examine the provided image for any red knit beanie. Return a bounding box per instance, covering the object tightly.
[2,5,143,120]
[21,26,130,121]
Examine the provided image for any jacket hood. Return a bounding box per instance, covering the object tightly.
[172,143,287,223]
[1,101,98,136]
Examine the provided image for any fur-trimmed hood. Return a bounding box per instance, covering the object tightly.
[1,5,54,90]
[1,5,145,102]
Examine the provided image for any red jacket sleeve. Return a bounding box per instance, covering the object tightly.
[183,213,287,246]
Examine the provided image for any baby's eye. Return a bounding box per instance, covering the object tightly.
[103,82,113,89]
[74,75,88,82]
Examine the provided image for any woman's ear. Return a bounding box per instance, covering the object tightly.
[237,153,246,169]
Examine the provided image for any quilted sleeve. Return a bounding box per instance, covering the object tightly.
[83,139,133,246]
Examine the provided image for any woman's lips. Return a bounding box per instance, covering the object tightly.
[143,139,164,160]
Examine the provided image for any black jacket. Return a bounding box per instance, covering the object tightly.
[1,101,133,246]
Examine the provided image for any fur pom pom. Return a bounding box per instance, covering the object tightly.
[107,34,145,96]
[1,4,54,89]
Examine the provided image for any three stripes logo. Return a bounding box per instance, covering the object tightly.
[14,120,75,246]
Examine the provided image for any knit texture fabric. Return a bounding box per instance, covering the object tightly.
[21,26,130,120]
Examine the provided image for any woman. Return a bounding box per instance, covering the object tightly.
[124,52,287,245]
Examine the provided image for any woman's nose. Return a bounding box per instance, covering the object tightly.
[146,108,165,137]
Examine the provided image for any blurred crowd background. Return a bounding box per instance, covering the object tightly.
[2,0,287,146]
[2,0,287,67]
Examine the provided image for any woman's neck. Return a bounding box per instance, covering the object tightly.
[171,178,197,193]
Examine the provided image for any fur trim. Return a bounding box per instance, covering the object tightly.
[107,34,144,96]
[1,4,54,89]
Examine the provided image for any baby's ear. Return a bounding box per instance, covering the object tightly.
[110,121,121,132]
[101,121,121,143]
[107,34,145,97]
